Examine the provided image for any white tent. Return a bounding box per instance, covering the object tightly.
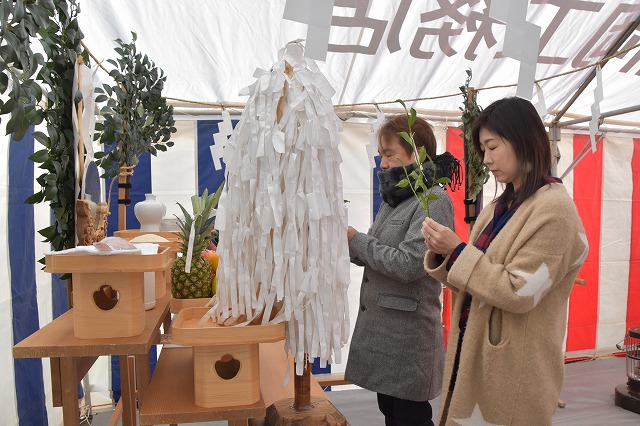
[77,0,640,126]
[2,1,640,424]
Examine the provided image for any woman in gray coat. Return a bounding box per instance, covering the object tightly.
[346,115,460,426]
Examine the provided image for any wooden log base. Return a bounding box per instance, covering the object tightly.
[265,396,348,426]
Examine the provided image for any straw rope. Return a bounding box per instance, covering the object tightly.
[80,39,640,113]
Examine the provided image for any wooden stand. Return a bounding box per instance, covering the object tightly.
[13,293,171,426]
[172,307,286,408]
[72,271,145,338]
[265,356,347,425]
[193,343,260,407]
[139,346,266,425]
[138,341,329,425]
[45,247,171,339]
[114,229,181,298]
[265,397,347,426]
[170,296,211,314]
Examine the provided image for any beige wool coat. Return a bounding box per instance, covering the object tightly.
[425,183,588,426]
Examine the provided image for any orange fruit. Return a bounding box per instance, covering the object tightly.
[208,251,219,271]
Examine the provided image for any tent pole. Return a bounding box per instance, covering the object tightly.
[552,14,640,125]
[560,124,640,135]
[549,124,561,177]
[556,104,640,127]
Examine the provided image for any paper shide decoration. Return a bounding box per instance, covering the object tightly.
[211,41,350,375]
[366,107,385,168]
[210,110,233,170]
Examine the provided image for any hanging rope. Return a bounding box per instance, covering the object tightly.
[80,39,640,113]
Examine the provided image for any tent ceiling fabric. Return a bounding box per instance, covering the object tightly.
[78,0,640,125]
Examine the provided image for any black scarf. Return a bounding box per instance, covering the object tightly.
[378,151,462,207]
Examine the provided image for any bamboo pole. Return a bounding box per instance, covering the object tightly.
[76,56,85,188]
[275,60,315,411]
[68,57,88,308]
[117,166,134,231]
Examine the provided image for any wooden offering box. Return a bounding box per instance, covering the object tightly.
[114,230,180,254]
[45,246,172,339]
[172,307,285,408]
[114,230,180,298]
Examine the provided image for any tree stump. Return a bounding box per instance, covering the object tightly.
[265,396,348,426]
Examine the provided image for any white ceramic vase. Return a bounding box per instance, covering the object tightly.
[134,193,166,232]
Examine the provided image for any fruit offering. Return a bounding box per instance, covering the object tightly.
[171,190,218,299]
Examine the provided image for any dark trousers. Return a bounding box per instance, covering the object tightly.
[377,393,434,426]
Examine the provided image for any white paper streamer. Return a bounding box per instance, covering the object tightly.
[282,0,336,61]
[214,41,350,372]
[210,110,233,170]
[534,83,547,118]
[219,110,233,136]
[589,65,603,153]
[184,217,197,273]
[210,142,225,170]
[366,107,385,167]
[490,0,540,100]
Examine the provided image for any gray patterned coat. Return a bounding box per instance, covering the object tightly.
[345,185,453,401]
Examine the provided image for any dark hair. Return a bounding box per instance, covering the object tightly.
[471,97,551,206]
[378,114,437,159]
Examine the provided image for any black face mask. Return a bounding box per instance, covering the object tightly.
[378,162,435,207]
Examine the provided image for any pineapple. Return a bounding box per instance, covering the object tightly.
[171,187,222,299]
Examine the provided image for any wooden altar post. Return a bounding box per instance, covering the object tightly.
[293,357,312,410]
[118,166,133,230]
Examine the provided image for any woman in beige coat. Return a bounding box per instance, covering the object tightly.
[422,97,588,425]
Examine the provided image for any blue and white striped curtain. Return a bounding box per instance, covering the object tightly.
[106,119,232,402]
[0,118,235,423]
[2,118,401,422]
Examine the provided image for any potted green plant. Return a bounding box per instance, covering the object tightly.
[93,32,176,223]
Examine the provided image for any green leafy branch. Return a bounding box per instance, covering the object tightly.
[93,32,176,179]
[459,69,489,200]
[15,0,84,258]
[395,99,450,217]
[0,0,54,141]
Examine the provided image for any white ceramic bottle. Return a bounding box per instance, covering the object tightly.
[134,193,166,232]
[143,272,156,310]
